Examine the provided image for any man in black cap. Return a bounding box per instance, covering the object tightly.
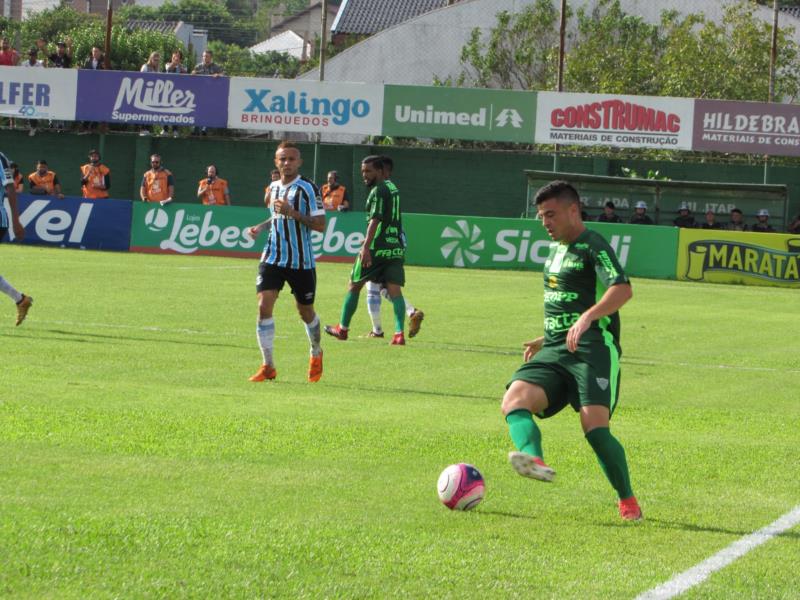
[725,208,748,232]
[596,201,622,223]
[37,37,72,68]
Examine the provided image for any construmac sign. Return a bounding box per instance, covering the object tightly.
[382,85,536,143]
[227,78,383,135]
[693,99,800,156]
[0,66,77,120]
[76,70,229,127]
[536,91,694,150]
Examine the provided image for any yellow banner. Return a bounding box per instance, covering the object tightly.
[677,229,800,288]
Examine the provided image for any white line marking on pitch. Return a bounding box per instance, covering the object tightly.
[32,319,289,338]
[623,358,800,375]
[635,504,800,600]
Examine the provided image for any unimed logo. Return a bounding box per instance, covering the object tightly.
[440,220,484,267]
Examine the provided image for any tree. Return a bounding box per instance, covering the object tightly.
[207,40,300,77]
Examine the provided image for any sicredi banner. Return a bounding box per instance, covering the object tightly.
[535,91,694,150]
[2,194,132,250]
[693,99,800,156]
[677,229,800,288]
[76,70,229,127]
[0,66,77,120]
[382,85,536,143]
[227,78,383,134]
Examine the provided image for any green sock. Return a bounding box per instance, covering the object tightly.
[340,290,360,328]
[390,295,405,333]
[505,409,544,458]
[585,427,634,499]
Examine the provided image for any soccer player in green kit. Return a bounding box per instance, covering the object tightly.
[325,155,408,345]
[502,180,642,521]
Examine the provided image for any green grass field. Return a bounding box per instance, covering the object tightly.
[1,245,798,599]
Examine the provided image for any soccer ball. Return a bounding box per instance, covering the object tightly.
[437,463,485,510]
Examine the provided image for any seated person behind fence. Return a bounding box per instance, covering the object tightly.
[28,160,64,198]
[726,207,748,232]
[596,201,622,223]
[700,209,723,229]
[80,149,111,199]
[628,201,653,225]
[9,163,24,193]
[751,209,775,233]
[197,165,230,205]
[673,202,696,228]
[788,214,800,234]
[321,170,350,211]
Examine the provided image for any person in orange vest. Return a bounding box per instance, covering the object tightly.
[28,160,64,198]
[263,168,280,207]
[320,170,350,212]
[9,162,24,193]
[140,154,174,206]
[197,165,230,205]
[80,149,111,199]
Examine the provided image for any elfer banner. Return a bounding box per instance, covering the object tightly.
[693,99,800,156]
[677,229,800,288]
[227,78,383,135]
[2,194,132,250]
[382,85,536,143]
[0,66,77,120]
[76,70,230,127]
[535,91,694,150]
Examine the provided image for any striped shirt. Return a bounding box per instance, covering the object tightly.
[0,151,12,229]
[261,175,324,270]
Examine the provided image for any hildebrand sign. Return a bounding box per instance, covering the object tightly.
[228,78,383,135]
[536,91,694,149]
[382,85,536,143]
[76,71,229,127]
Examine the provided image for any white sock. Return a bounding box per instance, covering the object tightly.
[0,276,23,304]
[405,299,416,317]
[366,283,383,334]
[256,318,275,366]
[304,314,322,357]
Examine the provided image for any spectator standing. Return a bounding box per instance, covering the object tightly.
[140,154,174,206]
[191,51,224,136]
[197,165,230,205]
[788,214,800,234]
[726,208,748,232]
[9,163,24,193]
[80,47,106,134]
[80,150,111,199]
[700,210,723,230]
[39,38,72,68]
[596,201,622,223]
[139,52,162,136]
[321,171,350,211]
[18,48,43,137]
[0,38,19,65]
[673,202,697,228]
[751,209,776,233]
[28,160,64,198]
[163,50,188,137]
[628,201,653,225]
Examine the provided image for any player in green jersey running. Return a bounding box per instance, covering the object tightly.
[325,155,409,345]
[502,180,642,521]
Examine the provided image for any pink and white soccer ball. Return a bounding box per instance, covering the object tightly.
[437,463,485,510]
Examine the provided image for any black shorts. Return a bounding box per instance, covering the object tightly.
[0,227,6,241]
[257,262,317,305]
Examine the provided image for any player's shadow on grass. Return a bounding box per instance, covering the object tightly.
[0,331,104,343]
[605,517,800,540]
[41,329,251,350]
[319,381,496,402]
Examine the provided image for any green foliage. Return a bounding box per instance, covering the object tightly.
[207,40,300,77]
[458,0,560,89]
[619,167,669,180]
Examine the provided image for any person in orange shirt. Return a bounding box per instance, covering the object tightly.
[320,170,350,211]
[197,165,230,205]
[9,162,24,193]
[28,160,64,198]
[80,149,111,199]
[140,154,174,205]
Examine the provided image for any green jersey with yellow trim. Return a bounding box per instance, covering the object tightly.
[365,180,404,259]
[541,228,629,347]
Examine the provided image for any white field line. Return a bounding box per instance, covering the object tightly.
[623,358,800,375]
[635,505,800,600]
[32,319,289,338]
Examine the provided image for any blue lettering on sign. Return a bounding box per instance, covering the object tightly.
[242,89,370,125]
[0,82,50,107]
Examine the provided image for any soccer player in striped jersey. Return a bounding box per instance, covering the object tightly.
[501,180,641,521]
[363,156,424,339]
[246,142,326,382]
[0,151,33,325]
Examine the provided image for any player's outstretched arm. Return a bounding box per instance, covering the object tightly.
[566,283,632,353]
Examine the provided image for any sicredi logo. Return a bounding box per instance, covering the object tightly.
[5,198,92,244]
[441,220,484,267]
[112,77,197,123]
[241,89,370,126]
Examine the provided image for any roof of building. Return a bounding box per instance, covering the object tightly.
[781,6,800,19]
[250,30,309,59]
[125,20,182,34]
[273,1,340,30]
[331,0,453,35]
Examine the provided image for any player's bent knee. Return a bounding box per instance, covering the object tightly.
[501,381,547,416]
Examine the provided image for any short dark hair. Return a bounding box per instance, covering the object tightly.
[361,155,384,170]
[207,164,218,175]
[379,155,394,172]
[731,208,743,215]
[270,168,280,175]
[604,201,615,209]
[37,159,48,166]
[276,141,299,153]
[534,180,580,206]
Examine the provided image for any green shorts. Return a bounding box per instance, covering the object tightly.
[351,255,405,286]
[507,343,621,419]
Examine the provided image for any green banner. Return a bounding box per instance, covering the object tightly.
[382,85,536,143]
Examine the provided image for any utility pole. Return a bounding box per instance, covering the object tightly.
[104,0,113,70]
[765,0,778,185]
[313,0,329,183]
[553,0,567,173]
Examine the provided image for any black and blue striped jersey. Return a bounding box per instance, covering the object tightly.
[261,175,324,270]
